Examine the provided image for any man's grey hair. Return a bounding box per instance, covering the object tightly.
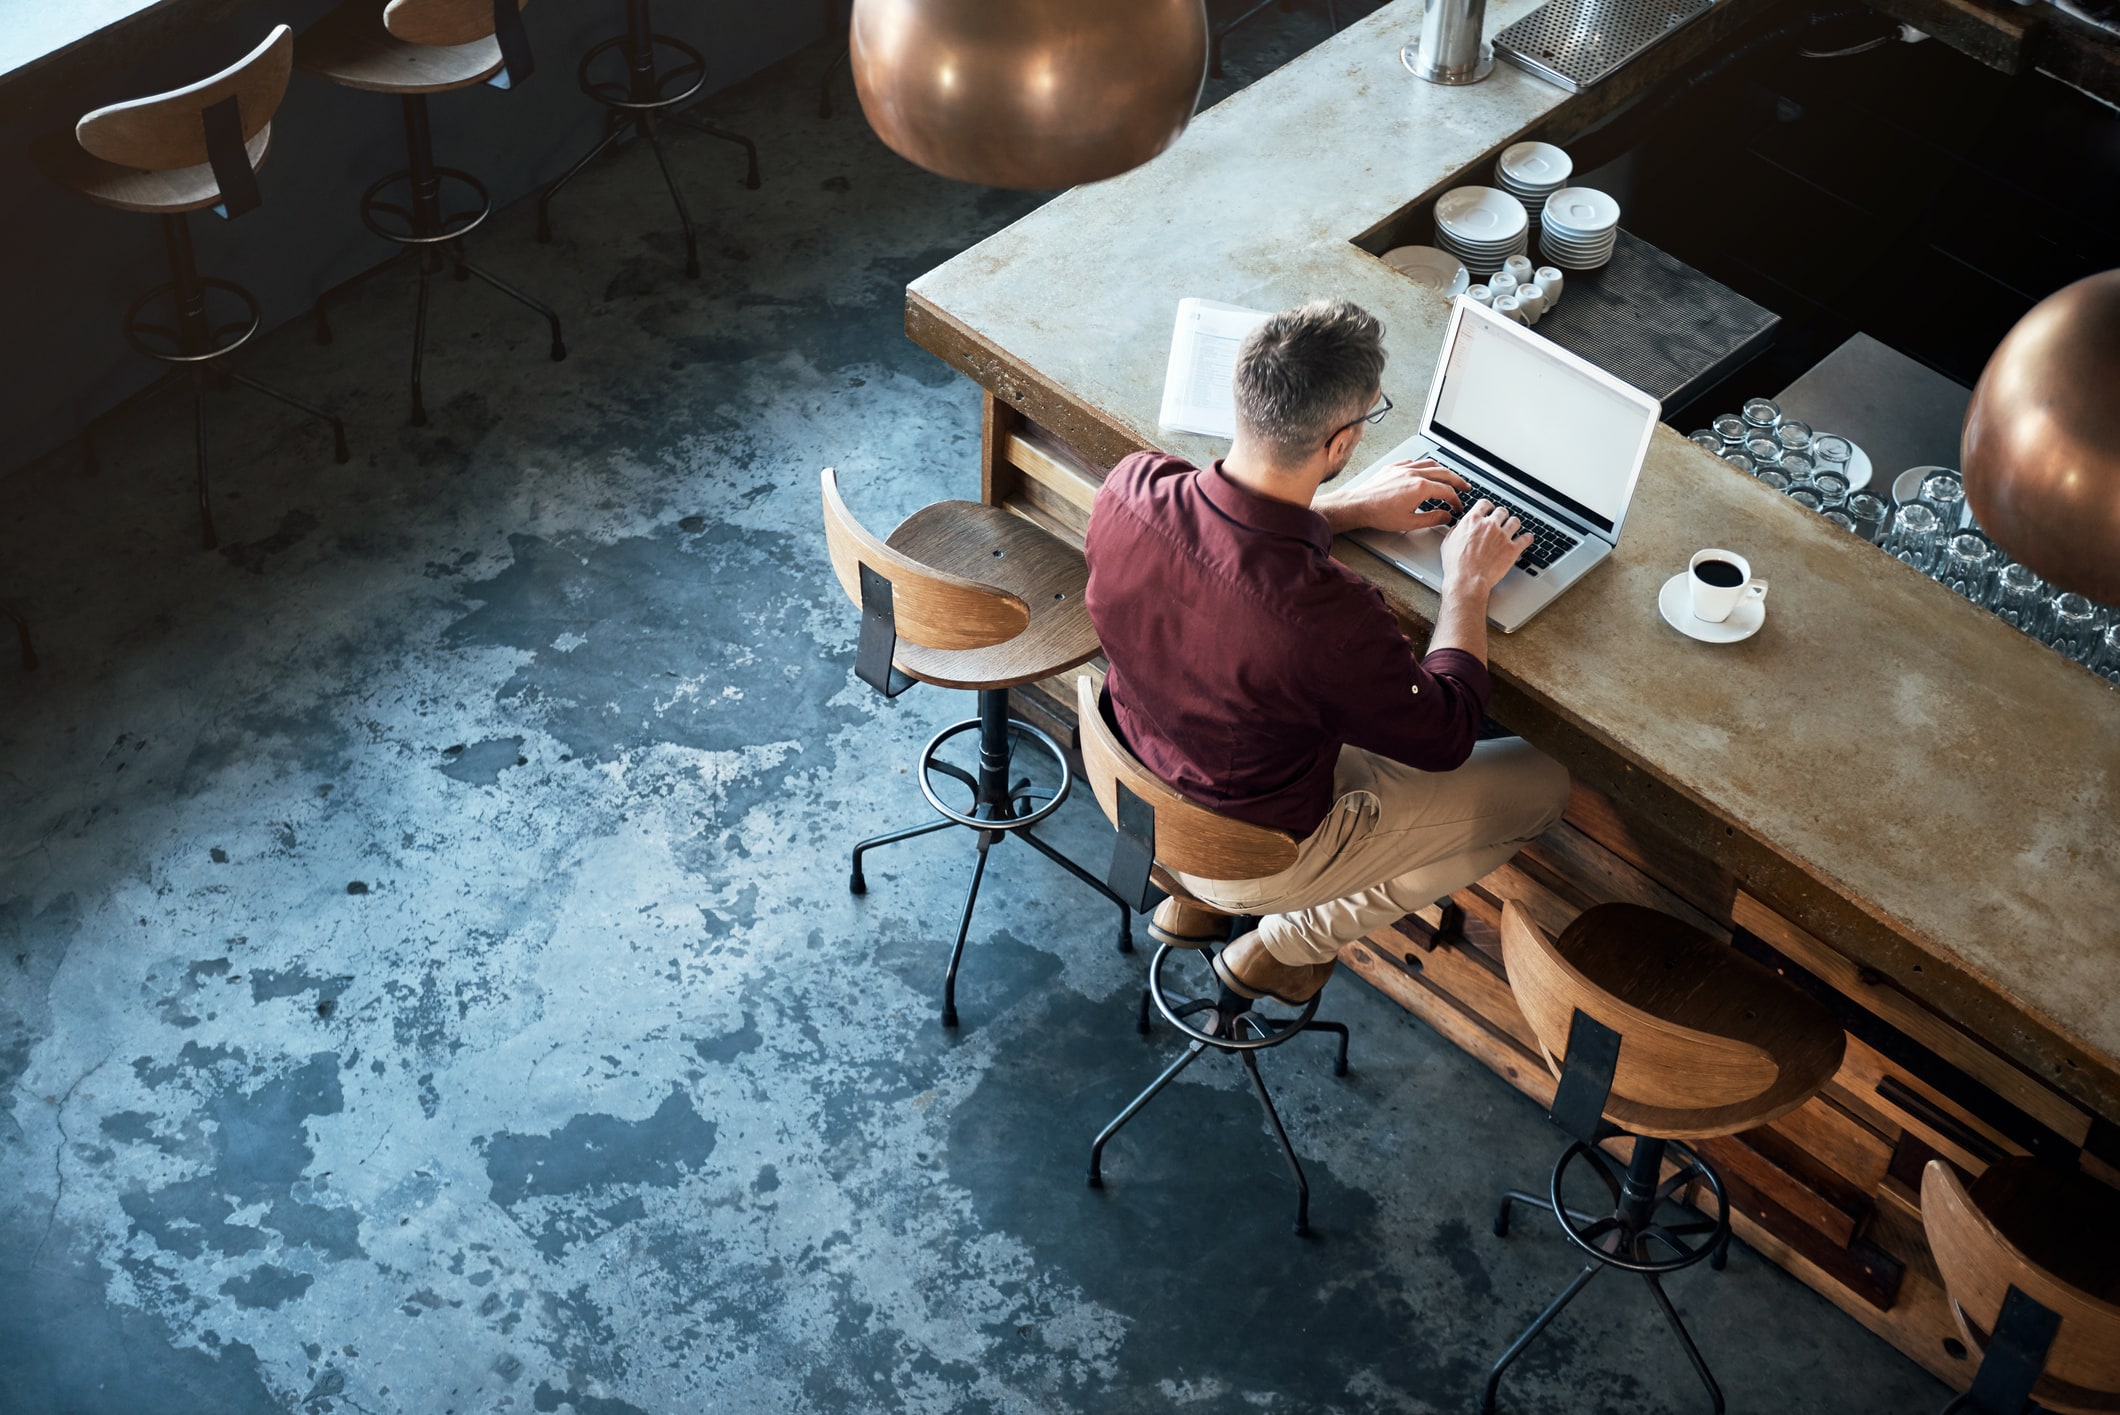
[1232,299,1387,459]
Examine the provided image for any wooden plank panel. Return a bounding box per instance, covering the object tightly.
[1695,1132,1866,1249]
[1004,431,1099,517]
[1377,928,1545,1057]
[1517,820,1729,941]
[1560,780,1739,926]
[1763,1092,1895,1196]
[1342,940,1558,1104]
[981,392,1020,507]
[1836,1034,2023,1175]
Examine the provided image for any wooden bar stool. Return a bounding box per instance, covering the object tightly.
[1922,1156,2120,1414]
[1484,900,1846,1414]
[38,26,350,550]
[820,469,1134,1028]
[536,0,760,279]
[298,0,565,425]
[1073,675,1353,1237]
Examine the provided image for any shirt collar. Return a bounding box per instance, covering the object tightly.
[1199,461,1332,554]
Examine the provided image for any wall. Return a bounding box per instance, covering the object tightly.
[0,0,830,479]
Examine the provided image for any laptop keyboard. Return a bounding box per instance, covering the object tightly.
[1417,474,1582,576]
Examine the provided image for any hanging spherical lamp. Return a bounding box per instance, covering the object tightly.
[849,0,1209,190]
[1960,269,2120,604]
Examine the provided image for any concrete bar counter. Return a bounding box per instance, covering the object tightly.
[903,0,2120,1386]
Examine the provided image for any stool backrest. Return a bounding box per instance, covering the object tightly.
[1500,901,1780,1114]
[75,26,292,171]
[384,0,529,48]
[1075,674,1300,882]
[1923,1159,2120,1400]
[820,468,1029,651]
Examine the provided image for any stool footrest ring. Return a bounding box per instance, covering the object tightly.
[123,278,262,363]
[358,167,493,246]
[915,716,1070,831]
[1549,1139,1730,1275]
[1146,944,1323,1050]
[577,32,708,111]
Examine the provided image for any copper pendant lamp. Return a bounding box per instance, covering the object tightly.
[849,0,1209,190]
[1960,269,2120,605]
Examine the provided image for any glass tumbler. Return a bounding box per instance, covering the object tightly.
[1823,510,1857,533]
[1722,451,1757,476]
[1845,492,1889,543]
[1744,435,1783,466]
[1787,486,1823,513]
[2095,621,2120,685]
[1919,472,1966,528]
[2046,593,2105,663]
[1811,471,1850,511]
[1884,503,1945,572]
[1936,533,1997,602]
[1988,563,2047,632]
[1774,420,1813,454]
[1712,413,1747,446]
[1754,467,1790,493]
[1688,429,1721,451]
[1812,434,1852,476]
[1742,398,1782,431]
[1779,452,1815,485]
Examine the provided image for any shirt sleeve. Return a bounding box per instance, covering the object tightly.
[1316,590,1492,772]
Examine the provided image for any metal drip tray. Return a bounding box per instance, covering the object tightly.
[1494,0,1716,92]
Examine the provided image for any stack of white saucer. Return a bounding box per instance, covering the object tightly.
[1539,187,1620,270]
[1494,142,1572,227]
[1433,187,1529,281]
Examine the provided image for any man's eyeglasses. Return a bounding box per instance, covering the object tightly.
[1329,392,1392,444]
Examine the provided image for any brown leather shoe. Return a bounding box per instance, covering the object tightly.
[1150,897,1228,950]
[1212,931,1336,1006]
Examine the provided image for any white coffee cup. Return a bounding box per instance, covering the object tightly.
[1514,284,1546,318]
[1490,271,1519,299]
[1535,267,1564,305]
[1493,294,1528,325]
[1688,549,1768,623]
[1467,283,1494,307]
[1503,254,1534,284]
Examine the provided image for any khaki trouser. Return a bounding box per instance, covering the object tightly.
[1172,739,1571,966]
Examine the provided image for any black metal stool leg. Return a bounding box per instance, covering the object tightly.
[190,369,215,550]
[939,838,993,1029]
[1482,1263,1604,1414]
[1088,1039,1207,1187]
[1299,1018,1350,1076]
[669,110,762,189]
[1016,827,1135,953]
[408,257,433,426]
[639,117,702,277]
[450,249,567,361]
[1238,1046,1313,1235]
[536,120,629,244]
[1641,1271,1726,1413]
[220,369,351,463]
[848,816,954,894]
[1493,1188,1601,1237]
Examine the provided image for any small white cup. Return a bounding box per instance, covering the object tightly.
[1535,267,1564,305]
[1489,271,1519,299]
[1514,284,1546,318]
[1493,294,1528,326]
[1688,549,1768,623]
[1503,254,1534,284]
[1466,283,1494,306]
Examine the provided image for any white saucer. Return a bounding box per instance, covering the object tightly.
[1838,439,1873,493]
[1543,187,1621,232]
[1437,186,1530,242]
[1498,141,1572,186]
[1381,245,1471,296]
[1891,465,1973,525]
[1659,573,1764,643]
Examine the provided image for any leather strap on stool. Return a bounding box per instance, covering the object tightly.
[1551,1008,1621,1145]
[1961,1286,2062,1415]
[1108,783,1158,914]
[202,96,260,219]
[855,564,914,698]
[490,0,535,89]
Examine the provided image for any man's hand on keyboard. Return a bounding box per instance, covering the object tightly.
[1317,458,1469,535]
[1441,499,1533,594]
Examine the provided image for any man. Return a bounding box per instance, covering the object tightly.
[1083,298,1570,1005]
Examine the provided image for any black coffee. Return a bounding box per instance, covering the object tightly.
[1693,558,1744,588]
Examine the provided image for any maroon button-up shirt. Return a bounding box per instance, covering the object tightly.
[1083,450,1492,838]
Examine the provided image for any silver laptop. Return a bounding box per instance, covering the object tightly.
[1344,295,1661,632]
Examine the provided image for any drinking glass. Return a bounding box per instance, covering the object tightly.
[1884,503,1944,572]
[1754,467,1790,492]
[1721,451,1756,476]
[1936,533,1997,602]
[1742,398,1781,430]
[1823,510,1857,533]
[1744,435,1782,466]
[1787,487,1823,514]
[2095,621,2120,685]
[1779,452,1815,485]
[1711,413,1747,445]
[1988,563,2047,632]
[1919,472,1966,528]
[2045,593,2104,663]
[1774,420,1813,454]
[1812,434,1852,477]
[1845,492,1889,543]
[1811,471,1850,511]
[1688,429,1721,451]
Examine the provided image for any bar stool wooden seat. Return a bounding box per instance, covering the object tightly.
[536,0,761,280]
[38,25,350,550]
[1073,674,1353,1237]
[821,468,1134,1028]
[1922,1156,2120,1414]
[1484,900,1846,1414]
[298,0,565,425]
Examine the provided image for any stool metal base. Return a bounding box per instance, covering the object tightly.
[1089,941,1350,1236]
[1485,1135,1732,1413]
[538,0,761,279]
[848,686,1134,1028]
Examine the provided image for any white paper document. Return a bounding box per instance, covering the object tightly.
[1158,298,1271,440]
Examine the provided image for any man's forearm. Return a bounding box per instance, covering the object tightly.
[1428,578,1491,665]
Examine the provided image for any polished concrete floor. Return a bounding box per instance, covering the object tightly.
[0,19,1951,1415]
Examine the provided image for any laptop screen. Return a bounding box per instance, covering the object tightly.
[1428,307,1658,536]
